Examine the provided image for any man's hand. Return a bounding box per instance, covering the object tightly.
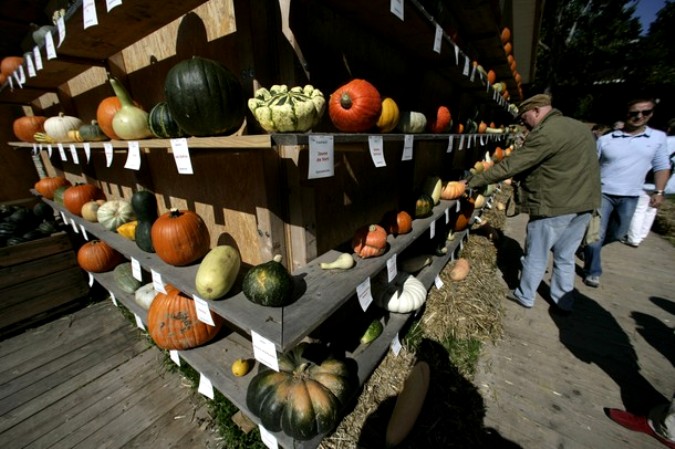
[649,193,665,208]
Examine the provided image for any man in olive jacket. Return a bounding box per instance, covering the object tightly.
[462,94,601,312]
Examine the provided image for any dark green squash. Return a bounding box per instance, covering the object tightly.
[242,255,294,307]
[78,120,109,142]
[164,56,245,137]
[38,220,58,235]
[33,202,53,221]
[113,262,144,294]
[246,343,355,441]
[135,220,155,253]
[415,193,434,218]
[7,236,27,246]
[148,102,186,138]
[131,190,158,222]
[0,222,19,237]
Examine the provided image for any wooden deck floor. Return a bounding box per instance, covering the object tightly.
[474,213,675,449]
[0,300,221,449]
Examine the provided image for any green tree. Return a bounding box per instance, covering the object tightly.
[630,0,675,86]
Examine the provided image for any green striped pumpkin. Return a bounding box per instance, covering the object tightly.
[148,102,186,139]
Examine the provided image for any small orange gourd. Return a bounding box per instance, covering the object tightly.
[352,224,387,258]
[381,210,413,235]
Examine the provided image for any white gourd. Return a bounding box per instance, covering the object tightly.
[96,200,136,231]
[44,113,84,142]
[377,273,427,313]
[134,283,158,310]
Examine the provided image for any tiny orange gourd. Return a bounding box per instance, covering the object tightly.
[352,224,387,258]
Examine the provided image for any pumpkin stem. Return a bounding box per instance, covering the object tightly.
[339,93,353,110]
[169,208,182,217]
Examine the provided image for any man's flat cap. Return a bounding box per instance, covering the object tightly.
[518,94,552,115]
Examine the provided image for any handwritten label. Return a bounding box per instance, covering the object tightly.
[170,138,193,174]
[401,135,413,161]
[386,254,397,282]
[69,144,79,164]
[390,333,402,355]
[124,141,141,170]
[390,0,404,20]
[45,31,56,59]
[308,135,334,179]
[429,220,436,239]
[103,142,113,167]
[251,330,279,371]
[56,15,66,47]
[433,24,443,54]
[356,278,373,311]
[25,54,36,77]
[131,257,142,281]
[368,135,386,167]
[88,272,94,287]
[107,0,123,12]
[33,47,43,70]
[193,296,215,326]
[447,135,454,153]
[198,373,215,399]
[83,0,99,29]
[83,143,91,163]
[259,425,279,449]
[151,270,167,294]
[80,225,88,240]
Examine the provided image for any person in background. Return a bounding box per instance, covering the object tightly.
[613,120,625,131]
[592,123,611,140]
[463,93,600,313]
[624,118,675,247]
[583,97,671,287]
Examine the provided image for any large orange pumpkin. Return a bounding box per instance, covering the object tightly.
[77,240,124,273]
[96,97,124,139]
[13,116,47,142]
[352,224,387,258]
[63,184,106,216]
[381,210,413,235]
[147,284,223,350]
[1,56,23,76]
[35,176,72,199]
[328,79,382,132]
[151,209,210,266]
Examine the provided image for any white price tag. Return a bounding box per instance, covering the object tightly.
[69,144,79,164]
[18,65,26,84]
[386,254,397,282]
[58,143,67,161]
[70,218,79,233]
[170,138,193,174]
[308,135,334,179]
[456,200,461,213]
[462,55,470,76]
[447,135,454,153]
[453,43,460,64]
[259,424,279,449]
[445,208,450,224]
[151,270,167,294]
[103,142,114,167]
[390,333,402,355]
[25,54,36,78]
[368,135,386,167]
[401,135,413,161]
[134,314,145,330]
[88,272,94,287]
[390,0,404,20]
[356,277,373,311]
[124,141,141,170]
[83,143,91,164]
[80,225,88,240]
[458,135,465,151]
[429,220,436,239]
[56,15,66,47]
[83,0,99,29]
[251,330,279,371]
[60,211,67,223]
[107,0,123,12]
[198,373,214,399]
[434,275,444,290]
[110,291,118,306]
[131,257,142,281]
[169,350,181,366]
[33,46,43,70]
[47,144,52,158]
[433,24,443,54]
[192,296,215,326]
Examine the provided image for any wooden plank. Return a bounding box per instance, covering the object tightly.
[0,251,78,290]
[9,135,271,150]
[0,232,72,268]
[0,344,156,444]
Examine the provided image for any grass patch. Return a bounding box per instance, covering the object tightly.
[442,334,483,378]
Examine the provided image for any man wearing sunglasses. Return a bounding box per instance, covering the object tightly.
[582,97,671,288]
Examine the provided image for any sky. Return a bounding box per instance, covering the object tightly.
[631,0,668,33]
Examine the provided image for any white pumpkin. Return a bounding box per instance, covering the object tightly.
[134,283,158,310]
[44,113,83,142]
[377,273,427,313]
[422,176,442,205]
[81,199,106,222]
[397,111,427,134]
[96,200,136,231]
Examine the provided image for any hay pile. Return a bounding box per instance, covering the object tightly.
[320,187,514,449]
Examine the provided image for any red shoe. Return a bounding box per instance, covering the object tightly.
[605,408,675,448]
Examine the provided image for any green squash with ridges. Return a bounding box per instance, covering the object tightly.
[242,255,293,307]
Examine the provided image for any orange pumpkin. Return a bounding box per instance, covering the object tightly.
[1,56,24,76]
[441,181,466,200]
[500,27,511,44]
[503,42,512,55]
[352,224,387,258]
[487,70,496,85]
[381,210,413,235]
[151,209,210,266]
[77,240,124,273]
[428,106,452,133]
[63,184,106,216]
[13,116,47,142]
[329,79,382,132]
[492,146,505,162]
[147,284,223,350]
[478,121,488,134]
[452,197,475,232]
[34,176,72,200]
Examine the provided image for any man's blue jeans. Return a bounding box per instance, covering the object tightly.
[513,212,591,310]
[583,193,639,277]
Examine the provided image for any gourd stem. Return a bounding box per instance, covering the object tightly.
[169,208,182,217]
[339,93,353,109]
[109,77,134,107]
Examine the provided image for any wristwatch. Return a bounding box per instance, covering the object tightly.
[653,190,664,196]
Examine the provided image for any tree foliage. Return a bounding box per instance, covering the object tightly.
[629,0,675,86]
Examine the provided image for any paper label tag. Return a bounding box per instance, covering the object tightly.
[251,330,279,371]
[104,142,114,167]
[433,24,443,54]
[33,46,43,70]
[308,135,334,179]
[390,333,402,355]
[83,0,99,29]
[151,270,167,294]
[198,373,214,399]
[26,54,36,77]
[69,144,79,164]
[386,254,397,282]
[401,135,413,161]
[390,0,404,20]
[107,0,123,12]
[56,16,66,47]
[88,272,94,287]
[445,208,450,224]
[368,135,386,167]
[80,225,88,240]
[70,218,79,233]
[47,144,52,158]
[171,138,193,174]
[259,425,279,449]
[83,143,91,164]
[429,220,436,239]
[169,350,181,366]
[124,142,141,170]
[447,135,454,153]
[193,296,215,326]
[110,290,118,306]
[58,143,67,161]
[134,314,145,330]
[356,277,373,311]
[45,31,56,59]
[131,257,142,281]
[434,275,444,290]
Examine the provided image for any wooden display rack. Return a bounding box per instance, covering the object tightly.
[3,0,514,447]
